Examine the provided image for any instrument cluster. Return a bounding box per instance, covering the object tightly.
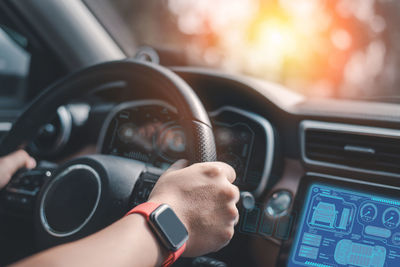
[99,101,275,194]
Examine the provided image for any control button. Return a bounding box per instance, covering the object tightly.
[192,256,227,267]
[265,190,292,217]
[240,191,255,211]
[20,197,29,205]
[5,194,14,202]
[392,232,400,245]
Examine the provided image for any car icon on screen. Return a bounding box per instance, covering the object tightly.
[334,239,386,267]
[310,202,338,229]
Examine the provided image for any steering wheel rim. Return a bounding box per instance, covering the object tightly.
[0,59,217,162]
[0,59,217,250]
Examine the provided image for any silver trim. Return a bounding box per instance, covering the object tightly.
[31,106,72,155]
[135,46,160,64]
[7,187,39,197]
[0,122,12,132]
[40,164,101,237]
[54,106,73,151]
[344,145,375,154]
[98,101,275,197]
[300,120,400,178]
[210,106,275,197]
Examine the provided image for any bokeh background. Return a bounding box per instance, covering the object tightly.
[87,0,400,101]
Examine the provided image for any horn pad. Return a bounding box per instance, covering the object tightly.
[40,165,101,237]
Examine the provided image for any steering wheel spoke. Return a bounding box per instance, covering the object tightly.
[2,168,53,218]
[131,170,162,207]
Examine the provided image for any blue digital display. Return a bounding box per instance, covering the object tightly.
[288,183,400,267]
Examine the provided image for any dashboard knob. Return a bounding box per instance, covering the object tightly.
[240,191,255,211]
[265,190,292,217]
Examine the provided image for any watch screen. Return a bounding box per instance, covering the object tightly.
[153,206,188,250]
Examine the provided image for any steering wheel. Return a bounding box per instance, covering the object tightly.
[0,59,217,249]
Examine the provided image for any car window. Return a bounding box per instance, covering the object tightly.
[86,0,400,103]
[0,25,31,108]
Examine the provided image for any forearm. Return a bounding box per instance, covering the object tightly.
[11,214,166,267]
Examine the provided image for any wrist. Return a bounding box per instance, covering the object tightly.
[126,202,188,266]
[124,214,168,266]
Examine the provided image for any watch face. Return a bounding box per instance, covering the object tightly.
[150,205,188,251]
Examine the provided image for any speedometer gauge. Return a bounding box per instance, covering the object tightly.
[360,203,378,223]
[118,123,137,143]
[382,207,400,229]
[118,122,154,152]
[156,124,186,162]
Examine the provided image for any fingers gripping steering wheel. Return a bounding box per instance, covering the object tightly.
[0,60,217,249]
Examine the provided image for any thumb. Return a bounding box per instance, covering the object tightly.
[164,159,189,174]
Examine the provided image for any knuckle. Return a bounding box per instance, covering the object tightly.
[204,164,222,177]
[220,185,236,200]
[217,161,235,174]
[17,150,28,157]
[232,185,240,199]
[227,205,239,218]
[221,161,235,172]
[13,150,27,160]
[220,228,234,242]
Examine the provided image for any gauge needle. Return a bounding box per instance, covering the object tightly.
[385,216,394,223]
[364,211,371,216]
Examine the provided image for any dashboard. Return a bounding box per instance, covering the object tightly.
[98,100,275,195]
[4,64,400,267]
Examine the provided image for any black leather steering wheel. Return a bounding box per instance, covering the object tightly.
[0,59,217,249]
[0,59,216,162]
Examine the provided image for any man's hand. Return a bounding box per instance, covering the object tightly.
[149,160,240,257]
[0,150,36,189]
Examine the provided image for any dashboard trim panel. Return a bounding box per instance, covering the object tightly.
[210,106,275,197]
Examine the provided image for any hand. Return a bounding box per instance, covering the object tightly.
[0,150,36,189]
[148,160,240,257]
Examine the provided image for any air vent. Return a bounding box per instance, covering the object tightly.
[301,121,400,175]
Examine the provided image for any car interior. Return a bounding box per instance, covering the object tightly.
[1,0,400,266]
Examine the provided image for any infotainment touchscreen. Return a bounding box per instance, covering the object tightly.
[288,183,400,267]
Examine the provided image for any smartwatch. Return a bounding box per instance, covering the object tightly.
[126,202,188,267]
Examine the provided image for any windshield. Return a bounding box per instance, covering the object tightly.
[86,0,400,102]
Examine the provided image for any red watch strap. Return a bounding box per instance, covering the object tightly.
[126,202,186,267]
[125,202,160,219]
[162,242,186,267]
